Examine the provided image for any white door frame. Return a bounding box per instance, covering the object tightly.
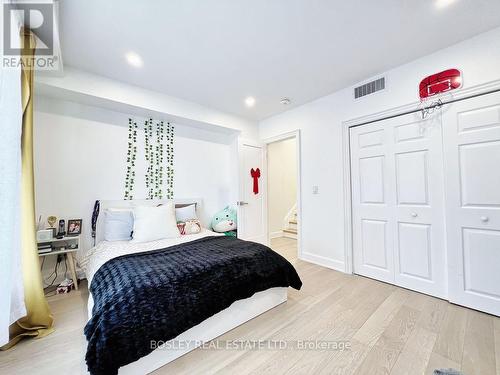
[262,130,303,259]
[341,79,500,274]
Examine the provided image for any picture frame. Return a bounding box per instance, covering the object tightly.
[67,219,82,236]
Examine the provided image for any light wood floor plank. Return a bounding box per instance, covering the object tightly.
[415,295,449,334]
[213,346,277,375]
[461,310,496,375]
[424,352,461,375]
[432,304,468,363]
[0,282,89,375]
[353,305,420,375]
[252,280,392,374]
[353,288,410,347]
[270,237,298,264]
[315,339,372,375]
[389,327,437,375]
[2,238,500,375]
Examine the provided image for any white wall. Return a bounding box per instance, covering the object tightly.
[259,26,500,271]
[34,97,237,282]
[267,138,297,235]
[36,67,259,139]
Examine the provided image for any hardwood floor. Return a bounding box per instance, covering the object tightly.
[270,237,298,263]
[1,238,499,375]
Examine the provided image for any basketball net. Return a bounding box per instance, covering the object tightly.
[416,91,454,136]
[418,91,454,120]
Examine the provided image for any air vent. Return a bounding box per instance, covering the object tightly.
[354,77,385,99]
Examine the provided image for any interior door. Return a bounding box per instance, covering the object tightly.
[237,139,268,245]
[350,112,447,298]
[442,91,500,316]
[390,112,447,298]
[350,122,394,284]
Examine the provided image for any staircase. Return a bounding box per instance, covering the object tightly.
[283,208,298,239]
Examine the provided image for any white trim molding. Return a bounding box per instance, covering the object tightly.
[263,130,303,259]
[344,78,500,128]
[300,252,345,273]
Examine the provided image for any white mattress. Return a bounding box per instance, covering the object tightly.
[78,229,223,319]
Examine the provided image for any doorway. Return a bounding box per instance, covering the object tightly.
[265,131,301,263]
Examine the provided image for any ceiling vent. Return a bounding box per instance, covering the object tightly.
[354,77,385,99]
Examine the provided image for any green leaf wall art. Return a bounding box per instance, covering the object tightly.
[124,118,138,200]
[124,118,174,200]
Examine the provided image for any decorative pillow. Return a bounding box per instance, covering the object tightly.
[103,209,133,241]
[175,204,198,223]
[132,203,179,243]
[211,206,237,233]
[177,219,202,235]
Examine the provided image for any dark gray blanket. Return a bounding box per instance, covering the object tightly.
[84,236,302,375]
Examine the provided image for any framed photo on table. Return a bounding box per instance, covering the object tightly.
[67,219,82,236]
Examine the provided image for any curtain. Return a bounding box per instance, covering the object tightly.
[1,28,54,350]
[0,14,25,347]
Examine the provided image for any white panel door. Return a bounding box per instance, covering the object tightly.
[351,112,447,298]
[237,139,268,245]
[442,91,500,316]
[391,113,447,298]
[351,124,394,283]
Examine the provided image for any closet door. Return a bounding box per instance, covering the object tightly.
[390,113,447,298]
[351,112,447,298]
[350,122,394,283]
[443,91,500,316]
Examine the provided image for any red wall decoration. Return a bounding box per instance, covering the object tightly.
[250,168,261,194]
[419,68,462,99]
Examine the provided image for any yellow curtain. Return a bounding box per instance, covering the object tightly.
[1,28,54,350]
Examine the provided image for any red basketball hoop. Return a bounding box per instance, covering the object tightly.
[419,69,462,100]
[418,68,462,119]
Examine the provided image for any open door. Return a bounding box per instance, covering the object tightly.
[237,138,268,245]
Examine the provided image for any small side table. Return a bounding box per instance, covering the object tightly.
[38,236,80,291]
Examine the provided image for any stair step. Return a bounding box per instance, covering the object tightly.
[289,220,297,225]
[283,228,297,235]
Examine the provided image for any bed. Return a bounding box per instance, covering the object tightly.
[77,199,302,375]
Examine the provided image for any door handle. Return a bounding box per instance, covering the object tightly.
[480,216,489,223]
[411,212,418,218]
[237,201,249,206]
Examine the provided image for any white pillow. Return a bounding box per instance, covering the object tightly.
[103,209,134,241]
[132,203,180,243]
[175,204,197,223]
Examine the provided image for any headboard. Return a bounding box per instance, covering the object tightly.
[95,198,202,245]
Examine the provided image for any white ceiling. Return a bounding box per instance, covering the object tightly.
[59,0,500,121]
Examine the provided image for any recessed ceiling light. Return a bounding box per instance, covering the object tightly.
[280,97,291,105]
[245,96,256,107]
[125,51,143,68]
[435,0,457,9]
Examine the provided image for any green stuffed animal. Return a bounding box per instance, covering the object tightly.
[211,206,237,236]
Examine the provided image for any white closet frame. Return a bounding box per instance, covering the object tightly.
[341,78,500,275]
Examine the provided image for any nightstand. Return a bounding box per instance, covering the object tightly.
[37,236,80,291]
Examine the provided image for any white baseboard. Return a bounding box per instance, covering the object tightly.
[269,231,284,239]
[300,252,346,273]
